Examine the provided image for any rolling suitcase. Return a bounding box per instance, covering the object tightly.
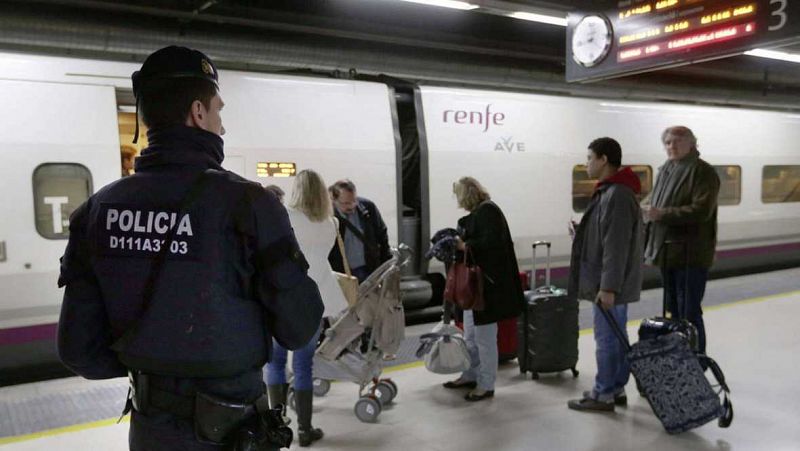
[599,305,733,434]
[517,241,579,379]
[497,318,518,363]
[518,271,530,291]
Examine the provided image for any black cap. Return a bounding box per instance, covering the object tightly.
[131,46,219,98]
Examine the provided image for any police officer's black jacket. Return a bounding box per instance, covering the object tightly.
[57,125,324,387]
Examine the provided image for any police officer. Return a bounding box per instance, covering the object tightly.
[57,46,324,450]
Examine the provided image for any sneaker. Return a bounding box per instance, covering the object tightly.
[583,390,627,406]
[567,396,614,412]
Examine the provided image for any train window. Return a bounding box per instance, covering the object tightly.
[32,163,93,239]
[713,166,741,206]
[762,165,800,204]
[572,165,653,213]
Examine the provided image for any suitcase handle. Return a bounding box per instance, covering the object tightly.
[531,241,551,290]
[596,301,632,352]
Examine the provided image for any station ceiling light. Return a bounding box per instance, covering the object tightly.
[394,0,568,27]
[508,11,567,27]
[398,0,478,10]
[744,48,800,64]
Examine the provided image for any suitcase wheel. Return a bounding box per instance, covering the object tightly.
[571,368,579,378]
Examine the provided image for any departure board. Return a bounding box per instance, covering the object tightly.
[257,162,297,177]
[566,0,800,82]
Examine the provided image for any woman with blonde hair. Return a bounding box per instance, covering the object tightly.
[266,169,347,447]
[443,177,524,401]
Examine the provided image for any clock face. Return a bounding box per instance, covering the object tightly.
[571,15,613,68]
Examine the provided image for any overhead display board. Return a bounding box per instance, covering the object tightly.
[566,0,800,82]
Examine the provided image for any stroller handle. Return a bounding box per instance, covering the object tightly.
[392,244,413,268]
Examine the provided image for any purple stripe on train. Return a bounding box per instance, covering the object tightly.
[0,323,57,346]
[2,241,799,346]
[716,241,800,259]
[527,241,800,288]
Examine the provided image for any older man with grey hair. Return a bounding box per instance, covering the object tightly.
[642,125,720,356]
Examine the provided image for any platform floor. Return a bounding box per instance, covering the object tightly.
[2,271,800,450]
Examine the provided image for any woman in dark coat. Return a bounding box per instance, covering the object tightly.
[443,177,525,401]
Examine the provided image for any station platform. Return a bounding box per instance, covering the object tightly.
[1,269,799,450]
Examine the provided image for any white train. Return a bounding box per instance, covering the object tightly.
[1,51,798,383]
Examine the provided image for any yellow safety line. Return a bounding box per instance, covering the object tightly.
[0,416,129,446]
[2,288,797,445]
[383,360,424,373]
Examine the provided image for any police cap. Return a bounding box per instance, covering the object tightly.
[131,46,219,98]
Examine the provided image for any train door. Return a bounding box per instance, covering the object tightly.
[379,80,441,317]
[117,106,148,176]
[0,80,119,331]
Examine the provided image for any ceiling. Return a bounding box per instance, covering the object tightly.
[0,0,798,109]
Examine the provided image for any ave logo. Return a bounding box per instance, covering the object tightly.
[495,137,525,153]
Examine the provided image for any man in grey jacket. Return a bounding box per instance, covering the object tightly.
[567,137,644,412]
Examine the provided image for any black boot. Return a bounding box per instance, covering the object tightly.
[295,390,323,447]
[267,383,289,410]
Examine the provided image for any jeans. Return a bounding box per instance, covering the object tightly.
[266,326,322,391]
[661,267,709,354]
[352,266,371,283]
[461,310,498,391]
[592,304,630,402]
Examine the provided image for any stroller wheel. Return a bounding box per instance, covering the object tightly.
[374,381,396,406]
[312,378,331,397]
[354,396,382,423]
[384,379,398,398]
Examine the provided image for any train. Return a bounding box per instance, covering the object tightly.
[1,50,798,385]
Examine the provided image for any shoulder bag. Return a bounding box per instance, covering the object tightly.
[334,226,359,307]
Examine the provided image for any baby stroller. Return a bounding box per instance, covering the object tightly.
[313,247,408,423]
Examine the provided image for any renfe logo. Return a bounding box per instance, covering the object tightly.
[442,104,505,132]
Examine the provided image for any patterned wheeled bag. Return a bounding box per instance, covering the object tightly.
[628,333,733,434]
[598,307,733,434]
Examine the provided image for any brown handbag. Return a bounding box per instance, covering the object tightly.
[443,247,485,311]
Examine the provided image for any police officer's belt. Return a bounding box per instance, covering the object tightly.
[127,371,292,448]
[129,372,204,418]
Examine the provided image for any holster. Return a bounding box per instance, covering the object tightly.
[129,371,150,414]
[195,393,293,450]
[194,392,255,444]
[225,396,293,451]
